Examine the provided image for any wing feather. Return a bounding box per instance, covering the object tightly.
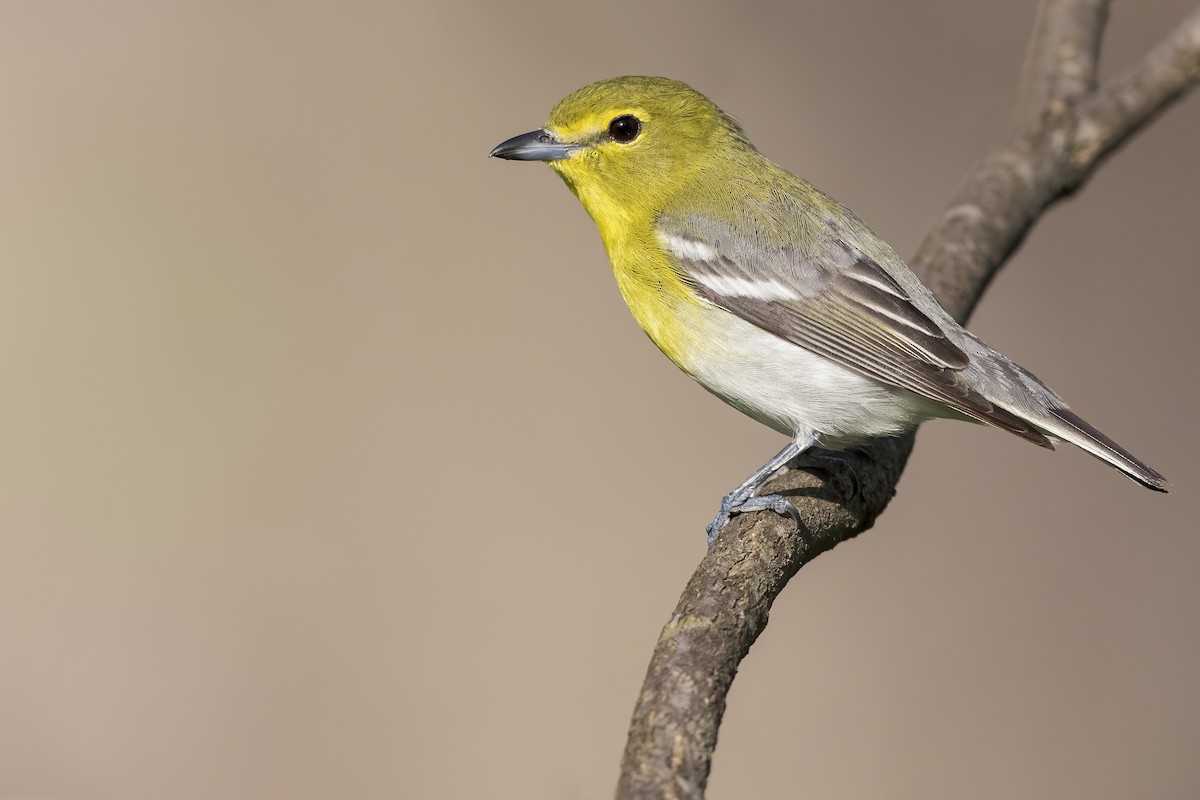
[658,213,1053,448]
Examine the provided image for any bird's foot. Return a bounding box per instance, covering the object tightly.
[705,435,816,548]
[705,491,800,548]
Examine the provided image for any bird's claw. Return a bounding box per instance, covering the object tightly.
[705,492,799,548]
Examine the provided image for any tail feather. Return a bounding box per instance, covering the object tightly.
[1039,407,1170,492]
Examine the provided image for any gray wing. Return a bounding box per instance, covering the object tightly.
[658,211,1053,447]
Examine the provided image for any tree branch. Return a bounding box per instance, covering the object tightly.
[1014,0,1107,128]
[1070,6,1200,184]
[616,3,1200,798]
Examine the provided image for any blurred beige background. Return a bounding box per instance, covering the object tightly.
[1,2,1197,798]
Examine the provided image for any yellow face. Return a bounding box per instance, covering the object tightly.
[492,77,735,219]
[544,77,726,211]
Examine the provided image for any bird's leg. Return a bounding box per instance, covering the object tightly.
[706,432,818,547]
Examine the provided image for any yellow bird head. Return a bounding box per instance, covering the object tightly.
[491,76,750,216]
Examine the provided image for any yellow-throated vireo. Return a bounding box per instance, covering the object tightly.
[491,76,1168,544]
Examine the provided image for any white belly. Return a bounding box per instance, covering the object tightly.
[675,305,943,448]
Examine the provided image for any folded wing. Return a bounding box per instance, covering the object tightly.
[657,211,1054,447]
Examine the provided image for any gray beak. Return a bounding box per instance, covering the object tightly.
[490,129,581,161]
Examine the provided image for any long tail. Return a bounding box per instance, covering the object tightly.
[1031,406,1169,491]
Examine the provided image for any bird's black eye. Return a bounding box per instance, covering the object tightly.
[607,115,642,143]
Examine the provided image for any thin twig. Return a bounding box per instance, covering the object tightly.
[1014,0,1108,129]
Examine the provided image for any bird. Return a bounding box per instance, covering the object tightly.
[490,76,1168,544]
